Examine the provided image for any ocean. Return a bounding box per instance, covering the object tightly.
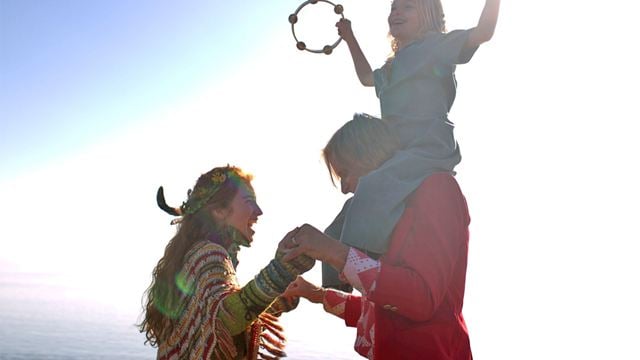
[0,272,359,360]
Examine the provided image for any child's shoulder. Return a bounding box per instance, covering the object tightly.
[425,29,473,44]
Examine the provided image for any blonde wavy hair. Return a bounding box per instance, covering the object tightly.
[389,0,447,57]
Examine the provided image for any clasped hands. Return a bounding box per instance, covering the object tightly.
[279,224,349,273]
[276,224,349,306]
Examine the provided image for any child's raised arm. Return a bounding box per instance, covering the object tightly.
[466,0,500,48]
[337,18,374,87]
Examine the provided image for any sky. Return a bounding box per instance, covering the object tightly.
[1,0,640,359]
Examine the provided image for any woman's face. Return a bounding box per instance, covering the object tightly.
[388,0,422,45]
[333,162,369,195]
[218,184,263,243]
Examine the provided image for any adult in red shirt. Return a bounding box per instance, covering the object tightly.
[281,114,472,359]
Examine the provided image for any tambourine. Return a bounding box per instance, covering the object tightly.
[288,0,345,55]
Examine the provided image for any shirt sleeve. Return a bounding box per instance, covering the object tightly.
[323,289,362,327]
[367,174,470,322]
[436,29,479,65]
[341,247,381,295]
[218,256,304,335]
[373,65,388,98]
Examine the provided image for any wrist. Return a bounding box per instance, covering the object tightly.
[327,242,349,272]
[310,287,326,304]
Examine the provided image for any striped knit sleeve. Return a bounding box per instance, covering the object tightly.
[217,253,311,336]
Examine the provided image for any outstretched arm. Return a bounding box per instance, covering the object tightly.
[337,19,374,87]
[218,230,315,335]
[283,276,362,326]
[467,0,501,48]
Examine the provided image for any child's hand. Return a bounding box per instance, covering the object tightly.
[283,276,325,304]
[336,18,355,43]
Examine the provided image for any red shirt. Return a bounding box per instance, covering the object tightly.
[323,173,472,359]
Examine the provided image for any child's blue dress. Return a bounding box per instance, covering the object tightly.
[324,30,480,287]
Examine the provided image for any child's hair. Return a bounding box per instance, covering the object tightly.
[389,0,447,57]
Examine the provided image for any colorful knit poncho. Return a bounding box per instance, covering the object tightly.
[157,241,309,360]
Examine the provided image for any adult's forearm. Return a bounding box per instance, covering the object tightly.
[324,240,350,273]
[218,259,300,335]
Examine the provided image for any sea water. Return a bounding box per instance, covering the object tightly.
[0,272,359,360]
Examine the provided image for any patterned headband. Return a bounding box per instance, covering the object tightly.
[156,169,229,225]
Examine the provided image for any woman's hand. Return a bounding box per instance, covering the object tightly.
[276,227,315,273]
[336,18,355,43]
[283,276,325,304]
[280,224,349,272]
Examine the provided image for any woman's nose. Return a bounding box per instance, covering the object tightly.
[340,178,352,194]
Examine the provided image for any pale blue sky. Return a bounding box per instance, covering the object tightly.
[1,0,292,177]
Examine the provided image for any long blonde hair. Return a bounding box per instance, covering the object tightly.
[388,0,447,58]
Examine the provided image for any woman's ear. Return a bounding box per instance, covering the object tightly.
[210,207,229,224]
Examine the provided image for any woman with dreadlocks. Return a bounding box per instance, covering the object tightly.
[139,165,314,359]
